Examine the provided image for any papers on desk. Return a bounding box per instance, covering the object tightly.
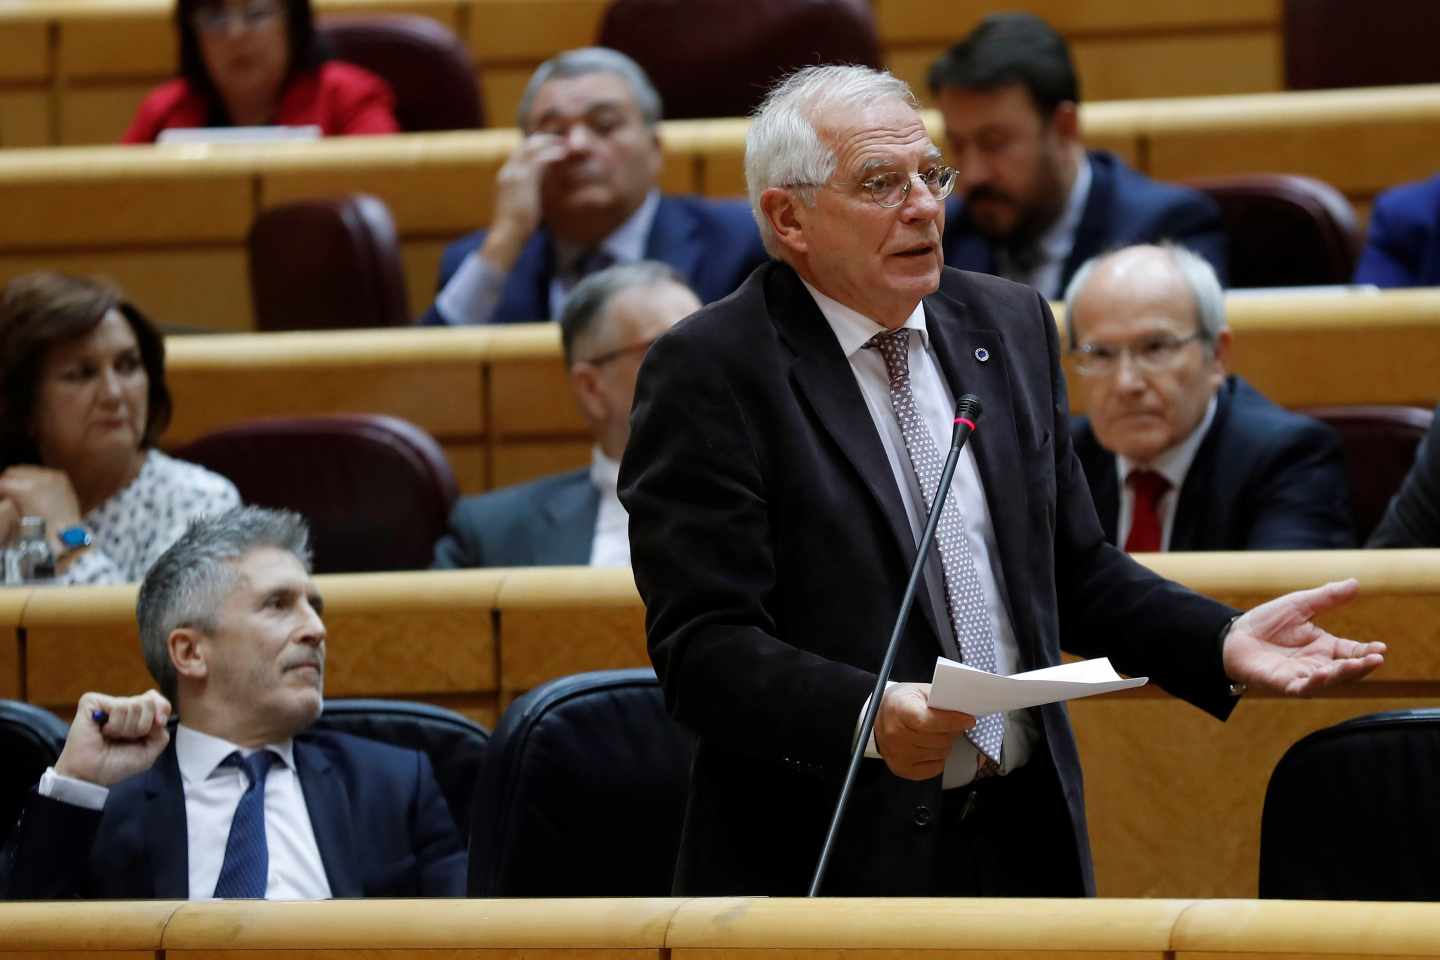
[929,656,1147,716]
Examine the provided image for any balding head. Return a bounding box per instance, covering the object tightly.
[1064,244,1230,464]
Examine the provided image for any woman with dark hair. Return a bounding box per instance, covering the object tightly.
[122,0,398,143]
[0,274,240,583]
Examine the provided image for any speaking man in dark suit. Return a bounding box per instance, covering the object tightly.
[619,64,1383,898]
[421,47,765,326]
[1065,244,1354,551]
[1,507,464,899]
[928,14,1227,298]
[433,262,700,568]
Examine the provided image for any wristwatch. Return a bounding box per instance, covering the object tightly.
[57,524,93,558]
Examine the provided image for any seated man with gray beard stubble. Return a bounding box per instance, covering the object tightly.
[1,506,464,899]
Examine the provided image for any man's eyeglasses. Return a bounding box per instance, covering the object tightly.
[1069,332,1207,377]
[581,337,657,367]
[192,0,281,33]
[856,166,958,208]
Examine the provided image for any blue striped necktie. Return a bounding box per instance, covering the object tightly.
[212,750,277,899]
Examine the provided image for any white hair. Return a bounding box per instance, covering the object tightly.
[745,65,918,257]
[1064,242,1228,350]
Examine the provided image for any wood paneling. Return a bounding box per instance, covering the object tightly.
[20,584,146,709]
[401,238,448,322]
[496,567,643,695]
[0,21,51,83]
[0,92,51,148]
[58,19,173,79]
[0,899,178,949]
[489,440,589,490]
[872,0,1279,41]
[0,587,29,700]
[466,0,606,61]
[1071,31,1280,101]
[61,83,155,144]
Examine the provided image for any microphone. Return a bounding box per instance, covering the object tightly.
[807,393,983,896]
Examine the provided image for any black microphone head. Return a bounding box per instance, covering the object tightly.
[956,394,983,422]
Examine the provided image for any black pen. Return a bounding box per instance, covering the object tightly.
[91,708,109,726]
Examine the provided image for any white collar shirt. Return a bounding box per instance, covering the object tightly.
[1115,393,1219,551]
[588,445,631,567]
[802,281,1039,787]
[175,724,332,900]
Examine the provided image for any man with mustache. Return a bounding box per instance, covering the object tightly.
[929,13,1227,299]
[620,64,1382,897]
[1066,243,1353,552]
[421,47,766,325]
[1,507,464,899]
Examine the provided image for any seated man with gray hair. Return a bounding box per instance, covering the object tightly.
[433,261,700,567]
[1066,243,1353,551]
[421,46,765,325]
[1,507,465,899]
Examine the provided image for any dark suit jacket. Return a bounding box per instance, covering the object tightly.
[420,194,768,325]
[620,261,1238,897]
[1073,376,1355,551]
[432,468,598,568]
[1369,403,1440,547]
[1353,174,1440,287]
[942,150,1229,293]
[0,729,464,899]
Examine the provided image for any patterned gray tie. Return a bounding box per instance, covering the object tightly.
[867,328,1004,769]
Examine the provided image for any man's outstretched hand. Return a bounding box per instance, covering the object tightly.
[1223,579,1386,696]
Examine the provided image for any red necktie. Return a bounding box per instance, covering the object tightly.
[1124,469,1171,553]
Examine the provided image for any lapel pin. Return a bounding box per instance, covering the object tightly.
[974,347,991,363]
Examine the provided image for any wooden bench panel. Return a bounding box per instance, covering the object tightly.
[873,0,1279,40]
[62,84,155,145]
[0,92,51,149]
[0,21,51,83]
[58,18,172,80]
[22,584,149,709]
[490,440,590,490]
[0,587,29,701]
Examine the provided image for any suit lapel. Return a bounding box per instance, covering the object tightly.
[539,472,601,564]
[1075,423,1121,544]
[1061,151,1112,288]
[772,269,946,647]
[294,737,362,897]
[494,232,556,323]
[644,198,703,281]
[143,741,190,899]
[924,290,1043,670]
[1170,378,1233,551]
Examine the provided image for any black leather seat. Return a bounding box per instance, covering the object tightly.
[173,414,459,573]
[1260,708,1440,900]
[468,668,693,896]
[0,701,68,845]
[310,699,488,845]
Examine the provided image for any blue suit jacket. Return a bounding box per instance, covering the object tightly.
[420,195,768,325]
[1072,376,1355,551]
[432,469,598,568]
[942,150,1229,292]
[1354,174,1440,287]
[0,729,465,899]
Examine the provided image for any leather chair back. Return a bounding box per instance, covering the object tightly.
[318,15,482,130]
[1180,174,1360,287]
[172,414,459,573]
[0,701,68,845]
[468,668,694,896]
[311,699,489,844]
[248,193,409,330]
[1300,404,1434,542]
[1285,0,1440,90]
[597,0,881,120]
[1261,708,1440,899]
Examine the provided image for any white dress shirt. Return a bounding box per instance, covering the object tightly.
[1114,394,1218,551]
[435,190,662,325]
[802,282,1039,788]
[997,154,1092,300]
[588,446,631,567]
[39,723,332,899]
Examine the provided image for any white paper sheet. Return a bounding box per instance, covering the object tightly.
[929,656,1147,716]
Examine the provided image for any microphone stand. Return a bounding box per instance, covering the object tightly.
[806,394,982,896]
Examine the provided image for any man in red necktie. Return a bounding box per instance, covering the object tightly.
[1065,243,1354,552]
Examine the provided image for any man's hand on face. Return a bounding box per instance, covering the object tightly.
[54,690,172,787]
[479,131,570,272]
[874,682,976,781]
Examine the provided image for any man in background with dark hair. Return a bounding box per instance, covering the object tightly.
[433,261,699,567]
[928,13,1227,298]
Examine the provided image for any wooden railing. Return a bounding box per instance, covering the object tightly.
[4,550,1438,897]
[1,898,1440,957]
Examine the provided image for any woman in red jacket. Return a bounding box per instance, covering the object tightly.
[122,0,399,143]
